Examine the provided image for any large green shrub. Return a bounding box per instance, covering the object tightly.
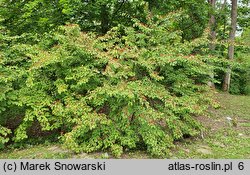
[0,15,217,156]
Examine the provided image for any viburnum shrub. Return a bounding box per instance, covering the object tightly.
[0,15,218,157]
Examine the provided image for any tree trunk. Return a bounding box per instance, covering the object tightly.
[222,0,227,40]
[222,0,237,92]
[101,5,109,34]
[208,0,216,88]
[148,0,158,11]
[208,0,216,51]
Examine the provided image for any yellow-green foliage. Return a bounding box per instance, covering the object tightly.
[0,21,216,157]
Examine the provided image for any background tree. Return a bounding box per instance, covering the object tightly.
[223,0,238,91]
[207,0,217,88]
[237,0,250,30]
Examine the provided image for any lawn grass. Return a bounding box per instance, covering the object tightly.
[0,144,73,159]
[0,92,249,159]
[171,92,250,159]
